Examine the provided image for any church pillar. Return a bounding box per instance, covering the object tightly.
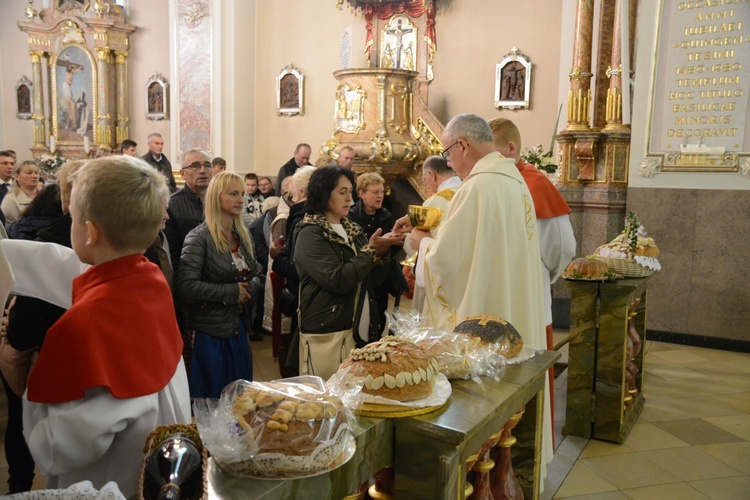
[94,46,113,149]
[29,50,46,148]
[115,50,129,145]
[565,0,594,132]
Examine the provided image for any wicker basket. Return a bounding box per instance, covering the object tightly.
[137,423,209,500]
[597,256,656,278]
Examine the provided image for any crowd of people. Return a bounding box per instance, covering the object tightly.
[0,114,574,495]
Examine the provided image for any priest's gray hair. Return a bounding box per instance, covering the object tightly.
[445,114,494,144]
[423,155,453,176]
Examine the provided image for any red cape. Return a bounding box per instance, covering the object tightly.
[516,160,571,219]
[27,255,183,404]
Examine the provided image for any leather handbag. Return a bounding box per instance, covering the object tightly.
[298,283,361,381]
[298,328,356,381]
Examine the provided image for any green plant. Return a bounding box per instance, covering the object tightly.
[521,144,558,174]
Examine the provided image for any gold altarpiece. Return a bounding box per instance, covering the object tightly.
[324,1,443,200]
[18,1,136,160]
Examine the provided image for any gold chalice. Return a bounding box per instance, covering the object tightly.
[400,205,444,268]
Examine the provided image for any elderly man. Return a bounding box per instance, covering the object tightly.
[395,114,552,467]
[407,155,461,312]
[275,143,311,194]
[164,149,212,270]
[337,146,355,170]
[141,133,177,193]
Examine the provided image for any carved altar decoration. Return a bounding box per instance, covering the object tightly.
[325,1,442,203]
[15,76,33,119]
[146,73,169,120]
[494,47,532,111]
[276,63,304,117]
[17,0,136,159]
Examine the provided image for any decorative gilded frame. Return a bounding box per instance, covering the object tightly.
[276,63,304,116]
[494,47,532,110]
[146,73,169,120]
[50,44,97,145]
[57,0,90,12]
[15,76,33,120]
[334,84,366,135]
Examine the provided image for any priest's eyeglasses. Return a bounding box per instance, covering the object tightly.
[441,141,459,159]
[183,161,212,171]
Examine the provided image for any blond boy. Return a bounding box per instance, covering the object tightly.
[22,156,190,496]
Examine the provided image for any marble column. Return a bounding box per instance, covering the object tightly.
[604,0,628,132]
[29,50,46,147]
[565,0,595,132]
[115,50,129,145]
[95,47,113,148]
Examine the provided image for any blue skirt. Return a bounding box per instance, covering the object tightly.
[188,317,253,399]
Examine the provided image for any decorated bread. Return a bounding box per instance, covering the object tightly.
[231,382,346,457]
[565,257,609,279]
[595,212,659,260]
[453,315,524,358]
[337,337,439,402]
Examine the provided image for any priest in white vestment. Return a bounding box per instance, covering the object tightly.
[395,114,553,476]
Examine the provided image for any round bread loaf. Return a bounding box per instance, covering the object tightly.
[565,257,609,278]
[634,237,659,257]
[338,337,438,402]
[232,383,345,457]
[453,315,524,358]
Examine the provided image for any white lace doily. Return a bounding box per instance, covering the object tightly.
[634,255,662,271]
[214,424,354,478]
[361,373,452,408]
[4,481,125,500]
[501,345,542,365]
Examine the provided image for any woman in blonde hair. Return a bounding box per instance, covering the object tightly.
[1,161,42,226]
[176,172,262,398]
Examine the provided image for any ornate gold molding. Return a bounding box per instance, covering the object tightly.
[568,66,593,81]
[29,50,44,64]
[115,50,128,64]
[95,47,113,63]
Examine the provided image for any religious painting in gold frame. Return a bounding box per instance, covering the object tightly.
[379,14,418,70]
[494,47,532,111]
[51,44,97,145]
[146,73,169,120]
[15,76,32,120]
[334,84,366,135]
[277,63,304,116]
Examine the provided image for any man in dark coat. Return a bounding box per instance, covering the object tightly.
[275,143,311,194]
[141,132,177,193]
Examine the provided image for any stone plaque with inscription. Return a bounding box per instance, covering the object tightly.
[647,0,749,172]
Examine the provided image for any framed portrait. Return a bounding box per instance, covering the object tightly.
[15,76,32,119]
[146,73,169,120]
[494,48,532,110]
[51,45,96,144]
[276,63,304,116]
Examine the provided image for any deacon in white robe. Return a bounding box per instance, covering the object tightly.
[396,114,552,477]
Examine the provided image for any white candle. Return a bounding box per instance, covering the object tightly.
[84,136,90,154]
[620,0,631,125]
[49,135,56,153]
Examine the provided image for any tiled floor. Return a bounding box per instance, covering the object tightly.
[2,330,749,500]
[544,339,750,500]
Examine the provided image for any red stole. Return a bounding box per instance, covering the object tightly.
[27,255,183,404]
[516,160,571,219]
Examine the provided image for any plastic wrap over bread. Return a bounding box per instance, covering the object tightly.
[194,376,356,478]
[385,309,507,382]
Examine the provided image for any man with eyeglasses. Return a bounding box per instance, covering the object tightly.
[141,132,177,193]
[164,149,213,270]
[394,113,550,467]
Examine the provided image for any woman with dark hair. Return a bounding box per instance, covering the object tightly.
[7,184,64,240]
[292,166,404,369]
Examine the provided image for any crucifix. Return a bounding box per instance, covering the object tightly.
[385,18,413,69]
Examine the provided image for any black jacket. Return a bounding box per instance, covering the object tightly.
[165,185,204,270]
[176,223,262,338]
[294,213,388,345]
[141,152,177,193]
